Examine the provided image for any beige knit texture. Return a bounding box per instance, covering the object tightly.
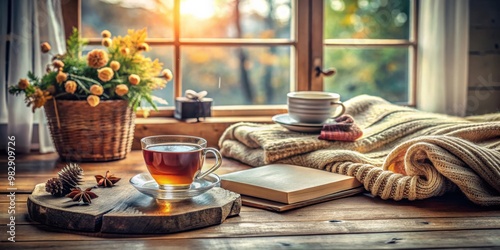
[218,95,500,206]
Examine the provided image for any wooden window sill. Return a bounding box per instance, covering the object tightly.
[133,116,274,149]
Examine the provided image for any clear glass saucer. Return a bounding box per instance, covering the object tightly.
[129,173,220,201]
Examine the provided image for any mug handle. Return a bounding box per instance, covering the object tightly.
[330,101,346,118]
[197,147,222,180]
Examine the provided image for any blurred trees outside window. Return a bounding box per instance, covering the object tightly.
[323,0,412,103]
[81,0,413,108]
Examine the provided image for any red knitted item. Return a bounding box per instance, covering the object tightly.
[318,115,363,142]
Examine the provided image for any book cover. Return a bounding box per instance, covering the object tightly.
[220,164,362,204]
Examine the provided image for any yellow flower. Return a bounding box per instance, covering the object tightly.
[87,49,109,68]
[110,61,120,71]
[18,78,30,90]
[101,30,111,38]
[120,47,130,55]
[137,43,149,51]
[149,78,166,90]
[65,80,77,94]
[101,38,112,47]
[128,74,140,85]
[56,71,67,84]
[115,84,129,96]
[53,60,64,68]
[162,69,173,81]
[87,95,100,107]
[29,88,52,112]
[41,42,51,53]
[90,84,104,96]
[97,67,114,82]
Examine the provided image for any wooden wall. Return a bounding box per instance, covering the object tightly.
[467,0,500,115]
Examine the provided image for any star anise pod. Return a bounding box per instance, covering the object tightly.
[66,187,98,204]
[95,170,121,187]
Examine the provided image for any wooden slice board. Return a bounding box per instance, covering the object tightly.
[27,181,241,234]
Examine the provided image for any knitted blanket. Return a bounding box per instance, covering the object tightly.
[218,95,500,206]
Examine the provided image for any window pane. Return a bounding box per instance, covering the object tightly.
[323,47,409,103]
[181,46,291,105]
[180,0,292,39]
[82,0,174,39]
[324,0,410,39]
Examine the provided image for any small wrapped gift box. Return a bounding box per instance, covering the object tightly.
[174,97,213,121]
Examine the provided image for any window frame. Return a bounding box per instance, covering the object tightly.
[62,0,417,117]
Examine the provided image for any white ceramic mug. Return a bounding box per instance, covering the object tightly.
[287,91,345,123]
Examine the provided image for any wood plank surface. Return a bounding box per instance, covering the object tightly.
[1,150,499,249]
[0,151,251,193]
[2,229,500,249]
[3,192,500,227]
[4,215,500,242]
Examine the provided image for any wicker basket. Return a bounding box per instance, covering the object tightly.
[44,99,136,162]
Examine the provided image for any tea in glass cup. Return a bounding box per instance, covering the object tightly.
[141,135,221,190]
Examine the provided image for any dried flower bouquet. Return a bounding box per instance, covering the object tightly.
[9,28,173,111]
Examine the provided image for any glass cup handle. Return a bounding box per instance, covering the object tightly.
[197,147,222,180]
[330,101,346,118]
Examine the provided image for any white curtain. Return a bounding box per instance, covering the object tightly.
[0,0,65,153]
[417,0,469,116]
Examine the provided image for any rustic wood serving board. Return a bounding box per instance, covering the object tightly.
[27,181,241,234]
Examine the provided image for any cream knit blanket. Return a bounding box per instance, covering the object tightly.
[218,95,500,206]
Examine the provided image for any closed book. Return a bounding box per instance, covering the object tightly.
[220,164,362,204]
[241,187,366,212]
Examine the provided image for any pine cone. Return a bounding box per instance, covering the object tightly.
[58,163,83,192]
[44,163,84,197]
[45,177,65,196]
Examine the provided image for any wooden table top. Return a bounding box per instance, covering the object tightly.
[1,151,499,249]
